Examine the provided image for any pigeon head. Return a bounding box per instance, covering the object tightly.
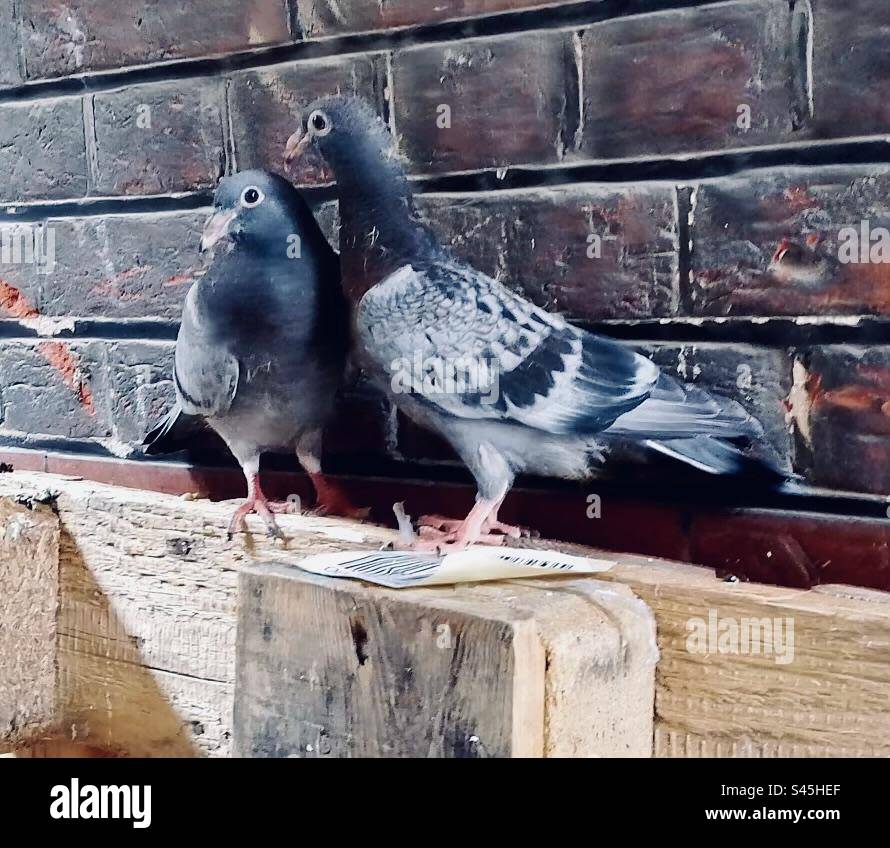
[284,95,408,194]
[201,170,310,257]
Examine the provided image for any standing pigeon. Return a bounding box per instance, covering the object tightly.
[285,96,790,550]
[144,169,361,538]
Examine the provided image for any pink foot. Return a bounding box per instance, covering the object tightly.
[227,473,285,539]
[227,493,283,540]
[418,513,536,542]
[417,514,465,534]
[413,524,508,552]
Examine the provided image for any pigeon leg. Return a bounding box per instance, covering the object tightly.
[227,459,283,540]
[297,431,370,520]
[481,496,536,539]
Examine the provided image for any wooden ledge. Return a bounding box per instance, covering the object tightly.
[0,471,888,757]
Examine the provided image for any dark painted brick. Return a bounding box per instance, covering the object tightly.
[0,223,46,318]
[579,0,796,159]
[0,214,207,321]
[295,0,592,37]
[0,213,208,321]
[418,184,679,320]
[810,0,890,138]
[0,340,173,447]
[92,80,226,196]
[228,55,379,186]
[689,166,890,317]
[20,0,292,80]
[0,0,23,88]
[392,31,573,174]
[85,340,176,446]
[0,98,88,202]
[790,345,890,495]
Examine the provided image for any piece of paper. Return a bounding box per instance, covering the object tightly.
[293,546,615,588]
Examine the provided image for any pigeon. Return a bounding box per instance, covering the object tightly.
[285,96,790,550]
[143,169,362,538]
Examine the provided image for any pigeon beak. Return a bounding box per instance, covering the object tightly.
[284,128,312,165]
[200,208,238,252]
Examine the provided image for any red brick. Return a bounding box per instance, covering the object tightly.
[689,166,890,317]
[392,31,573,174]
[579,0,796,159]
[9,213,207,321]
[92,80,226,196]
[789,346,890,495]
[0,98,88,202]
[20,0,292,80]
[418,184,679,320]
[0,0,23,88]
[295,0,589,38]
[810,0,890,138]
[0,340,173,447]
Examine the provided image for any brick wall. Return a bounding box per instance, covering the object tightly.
[1,1,889,584]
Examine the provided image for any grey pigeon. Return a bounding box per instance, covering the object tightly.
[144,169,362,537]
[285,96,790,550]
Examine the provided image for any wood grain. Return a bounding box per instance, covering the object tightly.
[0,496,60,744]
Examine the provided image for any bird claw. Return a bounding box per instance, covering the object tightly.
[417,514,536,542]
[414,523,508,552]
[227,495,284,541]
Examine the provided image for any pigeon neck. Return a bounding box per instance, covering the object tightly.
[334,164,435,302]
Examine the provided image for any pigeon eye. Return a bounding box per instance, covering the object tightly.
[240,186,264,208]
[308,110,331,137]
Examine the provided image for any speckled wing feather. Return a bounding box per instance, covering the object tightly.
[173,284,240,418]
[356,261,659,434]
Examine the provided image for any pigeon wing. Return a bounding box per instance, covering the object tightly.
[356,262,659,434]
[173,285,240,418]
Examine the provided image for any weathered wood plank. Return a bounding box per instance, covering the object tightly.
[1,471,887,758]
[594,553,890,757]
[0,496,60,744]
[235,564,656,758]
[0,470,392,756]
[236,565,546,758]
